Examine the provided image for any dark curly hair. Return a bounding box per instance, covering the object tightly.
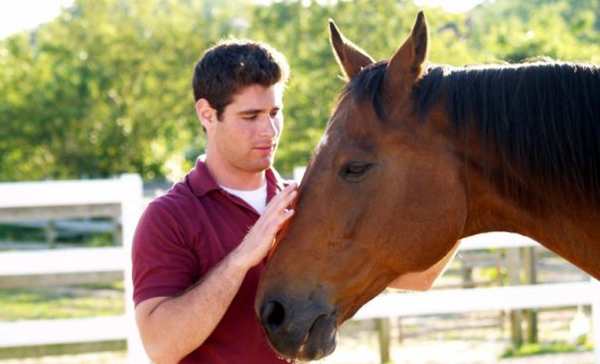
[192,39,290,120]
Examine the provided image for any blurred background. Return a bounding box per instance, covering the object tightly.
[2,0,600,183]
[1,0,600,363]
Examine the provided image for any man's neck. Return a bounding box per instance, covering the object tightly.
[204,155,266,191]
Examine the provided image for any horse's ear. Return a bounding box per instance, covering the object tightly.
[384,11,429,95]
[329,19,375,80]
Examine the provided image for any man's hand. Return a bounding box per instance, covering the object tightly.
[135,182,299,364]
[230,182,298,269]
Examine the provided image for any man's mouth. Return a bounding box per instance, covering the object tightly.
[254,144,276,154]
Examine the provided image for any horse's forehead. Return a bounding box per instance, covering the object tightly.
[329,95,379,141]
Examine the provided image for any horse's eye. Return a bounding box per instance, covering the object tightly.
[339,162,374,182]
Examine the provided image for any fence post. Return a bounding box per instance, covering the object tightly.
[523,247,538,343]
[592,279,600,364]
[119,174,148,364]
[376,317,391,363]
[45,221,57,249]
[506,248,523,347]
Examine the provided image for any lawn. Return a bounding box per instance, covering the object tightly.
[0,281,125,322]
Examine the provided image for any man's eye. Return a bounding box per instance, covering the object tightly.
[243,115,258,121]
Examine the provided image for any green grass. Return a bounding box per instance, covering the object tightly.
[0,281,125,322]
[78,281,124,290]
[502,342,593,358]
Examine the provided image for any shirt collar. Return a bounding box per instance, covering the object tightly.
[187,159,220,198]
[188,158,287,200]
[266,165,287,203]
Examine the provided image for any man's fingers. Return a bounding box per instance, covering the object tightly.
[266,208,294,236]
[264,183,298,214]
[277,183,298,204]
[280,208,295,222]
[275,183,297,203]
[252,183,299,236]
[248,208,293,248]
[238,183,300,266]
[280,182,298,196]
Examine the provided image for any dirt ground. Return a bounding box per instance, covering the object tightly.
[0,343,593,364]
[324,336,594,364]
[0,345,592,364]
[0,309,594,364]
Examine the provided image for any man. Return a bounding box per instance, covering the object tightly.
[132,40,297,364]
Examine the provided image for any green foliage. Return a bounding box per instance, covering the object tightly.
[0,0,248,181]
[0,218,117,248]
[469,0,600,63]
[0,224,45,244]
[0,282,124,321]
[1,0,599,181]
[501,342,593,358]
[88,232,113,247]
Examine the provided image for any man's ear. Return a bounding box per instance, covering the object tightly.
[196,99,217,131]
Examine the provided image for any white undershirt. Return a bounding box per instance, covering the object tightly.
[221,184,268,215]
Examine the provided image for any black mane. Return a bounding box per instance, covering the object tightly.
[344,60,600,206]
[342,61,389,122]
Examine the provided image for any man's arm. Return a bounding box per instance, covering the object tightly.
[387,241,460,291]
[135,183,297,364]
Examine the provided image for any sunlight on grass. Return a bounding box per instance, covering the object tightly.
[0,281,124,322]
[502,342,593,358]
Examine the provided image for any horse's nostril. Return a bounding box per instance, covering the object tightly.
[260,300,286,333]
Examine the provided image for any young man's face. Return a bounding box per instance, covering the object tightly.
[212,83,284,175]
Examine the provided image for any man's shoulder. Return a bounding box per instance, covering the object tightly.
[134,180,211,250]
[143,180,204,224]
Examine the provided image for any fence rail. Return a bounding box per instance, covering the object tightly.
[0,175,598,364]
[355,281,600,319]
[0,175,148,363]
[0,247,124,275]
[353,233,600,364]
[0,317,128,347]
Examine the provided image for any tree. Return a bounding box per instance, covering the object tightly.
[1,0,598,181]
[0,0,249,181]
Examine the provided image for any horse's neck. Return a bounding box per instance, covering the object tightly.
[461,164,600,279]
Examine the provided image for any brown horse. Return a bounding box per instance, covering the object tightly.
[255,11,600,361]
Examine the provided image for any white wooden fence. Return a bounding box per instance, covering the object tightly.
[1,177,599,363]
[0,175,149,363]
[355,233,600,364]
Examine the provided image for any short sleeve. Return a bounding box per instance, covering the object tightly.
[132,200,199,306]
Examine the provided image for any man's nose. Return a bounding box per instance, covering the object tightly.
[260,115,279,138]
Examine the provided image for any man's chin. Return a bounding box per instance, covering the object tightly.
[247,158,274,173]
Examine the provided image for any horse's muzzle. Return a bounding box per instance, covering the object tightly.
[258,295,338,360]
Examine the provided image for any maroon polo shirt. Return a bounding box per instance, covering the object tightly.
[132,159,288,364]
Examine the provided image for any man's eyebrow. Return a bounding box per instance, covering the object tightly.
[237,107,282,115]
[237,109,263,115]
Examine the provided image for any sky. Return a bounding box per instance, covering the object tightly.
[0,0,75,39]
[0,0,487,39]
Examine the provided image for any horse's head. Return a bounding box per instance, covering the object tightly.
[256,12,468,360]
